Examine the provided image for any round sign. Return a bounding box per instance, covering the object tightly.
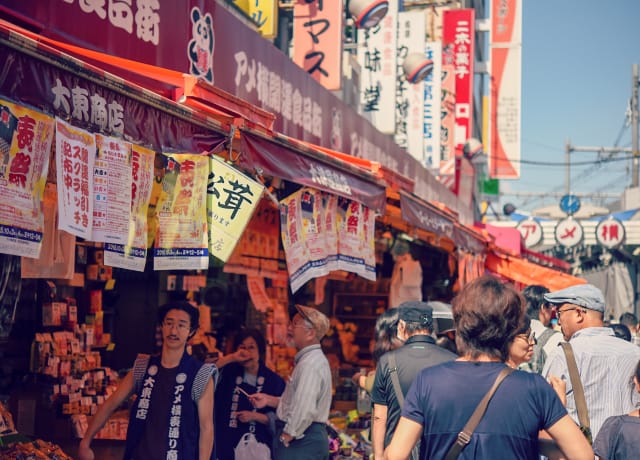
[559,194,581,215]
[516,218,543,248]
[595,217,625,248]
[554,217,583,248]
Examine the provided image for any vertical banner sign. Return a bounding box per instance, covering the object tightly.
[55,118,95,240]
[92,134,132,244]
[336,197,376,282]
[280,189,312,294]
[489,0,522,179]
[357,0,398,134]
[207,155,263,262]
[395,11,426,163]
[322,193,338,273]
[233,0,278,39]
[439,44,457,189]
[153,154,209,270]
[293,0,343,91]
[0,100,53,258]
[443,8,475,151]
[423,42,442,170]
[104,145,155,272]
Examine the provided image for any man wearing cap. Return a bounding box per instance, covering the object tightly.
[371,301,457,460]
[249,304,332,460]
[542,284,640,439]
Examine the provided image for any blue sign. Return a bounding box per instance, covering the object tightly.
[559,194,581,215]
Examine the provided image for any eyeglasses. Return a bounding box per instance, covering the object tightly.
[516,330,536,344]
[556,307,580,319]
[163,320,190,332]
[290,320,313,330]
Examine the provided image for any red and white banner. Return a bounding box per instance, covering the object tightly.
[443,8,475,151]
[292,0,343,91]
[489,0,522,179]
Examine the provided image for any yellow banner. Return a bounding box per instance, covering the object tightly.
[207,155,263,262]
[233,0,278,39]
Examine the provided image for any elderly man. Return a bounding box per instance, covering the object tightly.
[250,304,332,460]
[542,284,640,439]
[371,301,457,460]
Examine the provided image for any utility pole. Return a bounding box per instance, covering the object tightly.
[632,63,639,187]
[565,139,571,194]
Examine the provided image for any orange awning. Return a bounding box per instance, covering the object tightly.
[486,250,586,291]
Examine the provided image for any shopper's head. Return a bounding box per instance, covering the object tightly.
[158,301,200,345]
[397,301,433,340]
[522,284,552,325]
[507,315,535,368]
[619,313,638,333]
[452,276,525,361]
[234,328,267,365]
[288,305,330,350]
[372,308,402,362]
[544,284,605,340]
[609,323,632,342]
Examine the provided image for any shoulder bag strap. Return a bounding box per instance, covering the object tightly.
[444,367,514,460]
[559,342,590,431]
[387,352,404,406]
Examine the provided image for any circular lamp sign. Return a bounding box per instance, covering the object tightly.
[402,52,434,83]
[554,216,583,248]
[595,217,625,249]
[516,218,543,248]
[349,0,389,29]
[559,194,581,215]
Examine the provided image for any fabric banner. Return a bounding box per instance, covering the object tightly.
[55,118,95,240]
[239,133,386,213]
[92,134,132,244]
[0,99,54,258]
[207,154,263,263]
[399,191,455,236]
[423,42,442,170]
[489,0,522,179]
[292,0,342,90]
[104,145,155,272]
[280,189,313,294]
[153,154,209,270]
[336,197,376,281]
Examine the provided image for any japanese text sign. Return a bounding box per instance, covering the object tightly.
[233,0,278,39]
[423,42,442,170]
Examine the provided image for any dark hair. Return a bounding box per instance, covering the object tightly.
[522,285,550,317]
[372,308,400,363]
[157,301,200,336]
[619,313,638,328]
[452,275,525,361]
[516,315,532,335]
[609,324,632,342]
[234,328,267,363]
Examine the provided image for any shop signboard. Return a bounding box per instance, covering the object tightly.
[423,41,442,170]
[207,154,263,263]
[55,118,95,240]
[0,99,54,258]
[516,217,543,248]
[440,46,457,174]
[104,145,156,272]
[232,0,278,39]
[554,216,583,248]
[292,0,343,91]
[595,217,625,249]
[489,0,522,179]
[153,154,209,270]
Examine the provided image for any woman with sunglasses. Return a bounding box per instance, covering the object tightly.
[506,315,536,370]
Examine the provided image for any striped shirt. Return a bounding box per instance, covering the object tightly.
[276,344,332,438]
[542,327,640,438]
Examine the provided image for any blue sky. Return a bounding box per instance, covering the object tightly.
[497,0,640,213]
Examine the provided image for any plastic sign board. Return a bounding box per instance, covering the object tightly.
[516,218,543,248]
[595,217,625,249]
[554,216,583,248]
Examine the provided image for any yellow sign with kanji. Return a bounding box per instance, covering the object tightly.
[232,0,278,39]
[207,155,264,262]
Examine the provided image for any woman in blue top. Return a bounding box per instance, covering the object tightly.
[214,329,285,460]
[384,276,593,460]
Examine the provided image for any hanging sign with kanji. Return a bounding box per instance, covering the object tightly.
[554,216,583,248]
[595,217,625,249]
[516,218,543,248]
[207,154,263,262]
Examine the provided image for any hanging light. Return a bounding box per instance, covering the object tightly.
[402,52,434,84]
[349,0,390,29]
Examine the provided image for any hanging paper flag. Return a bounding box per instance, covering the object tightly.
[104,145,155,271]
[55,118,95,240]
[280,188,312,294]
[0,99,54,258]
[92,134,132,244]
[207,155,263,262]
[336,197,376,282]
[153,154,209,270]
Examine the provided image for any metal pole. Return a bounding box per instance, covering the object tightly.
[565,139,571,194]
[632,64,639,187]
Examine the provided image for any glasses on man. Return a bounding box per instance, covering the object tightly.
[556,307,580,319]
[163,319,190,332]
[516,329,536,344]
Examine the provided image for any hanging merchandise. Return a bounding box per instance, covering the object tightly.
[207,155,263,262]
[0,99,54,259]
[153,154,209,270]
[389,241,423,308]
[104,144,155,272]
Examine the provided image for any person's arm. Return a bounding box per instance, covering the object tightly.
[545,414,594,460]
[215,349,250,368]
[372,403,388,460]
[248,393,280,409]
[197,377,215,460]
[383,416,423,460]
[237,411,269,425]
[77,371,135,460]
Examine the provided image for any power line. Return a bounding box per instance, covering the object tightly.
[488,153,633,166]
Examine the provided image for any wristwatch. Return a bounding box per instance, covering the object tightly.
[279,434,290,447]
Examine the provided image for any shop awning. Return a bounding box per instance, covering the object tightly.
[239,131,387,213]
[399,191,456,237]
[454,223,489,254]
[486,250,586,291]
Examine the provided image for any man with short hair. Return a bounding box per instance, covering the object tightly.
[522,285,563,373]
[542,284,640,439]
[619,312,639,346]
[371,301,457,460]
[78,301,216,460]
[250,305,332,460]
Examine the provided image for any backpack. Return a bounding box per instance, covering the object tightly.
[530,328,557,373]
